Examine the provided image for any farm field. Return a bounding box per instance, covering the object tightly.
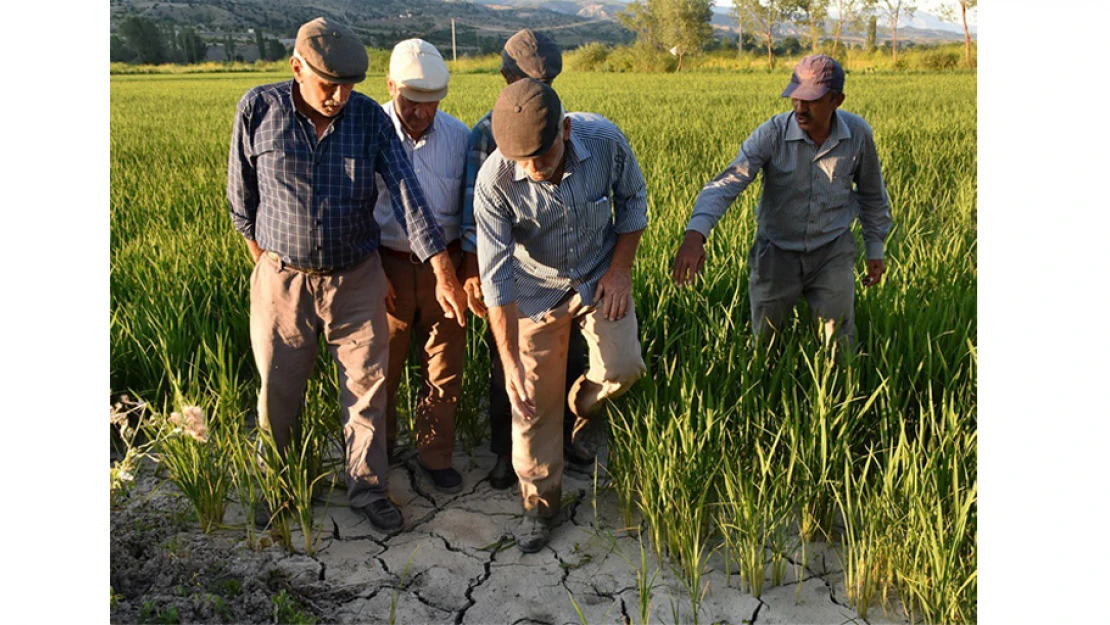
[110,69,977,623]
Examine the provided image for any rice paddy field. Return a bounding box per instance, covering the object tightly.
[111,69,976,623]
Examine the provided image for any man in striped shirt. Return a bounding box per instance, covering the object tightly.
[475,79,648,553]
[227,19,466,534]
[373,39,471,494]
[460,29,590,492]
[672,54,892,352]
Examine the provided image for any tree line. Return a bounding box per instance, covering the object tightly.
[617,0,976,70]
[111,16,288,65]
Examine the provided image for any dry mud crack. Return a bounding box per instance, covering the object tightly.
[110,446,909,624]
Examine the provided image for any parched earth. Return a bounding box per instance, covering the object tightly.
[110,446,908,624]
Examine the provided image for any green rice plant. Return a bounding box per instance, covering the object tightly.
[834,451,899,621]
[284,415,331,556]
[255,430,294,549]
[389,547,419,625]
[154,403,229,533]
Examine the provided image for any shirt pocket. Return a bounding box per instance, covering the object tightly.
[338,143,373,200]
[252,136,288,180]
[828,155,857,206]
[584,196,613,239]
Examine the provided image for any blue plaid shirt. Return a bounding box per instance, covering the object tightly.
[227,81,446,270]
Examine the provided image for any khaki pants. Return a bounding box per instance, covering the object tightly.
[748,229,857,349]
[514,293,646,519]
[250,252,391,508]
[381,249,465,470]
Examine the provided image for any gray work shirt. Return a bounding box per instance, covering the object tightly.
[687,110,892,260]
[475,113,649,321]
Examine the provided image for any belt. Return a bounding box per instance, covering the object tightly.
[379,239,462,263]
[266,251,363,275]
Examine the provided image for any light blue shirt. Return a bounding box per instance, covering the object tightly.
[374,102,469,253]
[475,113,649,321]
[688,110,892,260]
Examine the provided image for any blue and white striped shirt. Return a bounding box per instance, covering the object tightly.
[461,110,495,254]
[374,102,469,253]
[227,80,446,270]
[475,113,649,321]
[688,110,892,260]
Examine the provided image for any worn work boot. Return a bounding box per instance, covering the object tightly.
[569,414,605,465]
[419,462,464,494]
[514,516,552,554]
[351,499,404,534]
[487,455,517,490]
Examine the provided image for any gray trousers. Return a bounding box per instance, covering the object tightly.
[250,252,391,508]
[748,230,857,348]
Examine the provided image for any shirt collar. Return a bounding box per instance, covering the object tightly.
[511,124,591,182]
[785,111,852,145]
[384,100,436,143]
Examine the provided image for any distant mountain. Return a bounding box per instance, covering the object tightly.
[108,0,635,53]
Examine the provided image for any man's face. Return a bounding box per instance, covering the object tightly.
[292,58,353,118]
[791,91,845,135]
[387,78,440,139]
[516,117,570,182]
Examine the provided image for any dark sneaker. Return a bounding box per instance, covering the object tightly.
[569,415,605,464]
[420,463,464,494]
[487,455,517,490]
[514,517,551,554]
[352,499,404,534]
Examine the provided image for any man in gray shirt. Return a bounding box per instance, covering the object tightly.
[475,79,648,553]
[672,54,892,351]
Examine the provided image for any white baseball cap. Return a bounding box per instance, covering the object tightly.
[389,39,449,102]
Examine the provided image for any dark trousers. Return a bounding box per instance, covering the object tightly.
[487,323,586,457]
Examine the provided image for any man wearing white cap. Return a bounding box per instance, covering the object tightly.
[374,39,472,493]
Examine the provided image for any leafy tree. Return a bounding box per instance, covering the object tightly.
[265,38,287,62]
[732,0,797,70]
[866,14,877,51]
[938,0,976,66]
[255,28,266,62]
[617,0,662,49]
[224,34,236,63]
[793,0,828,53]
[178,27,207,64]
[110,35,136,63]
[119,16,168,64]
[829,0,875,57]
[658,0,713,70]
[618,0,713,71]
[876,0,915,63]
[776,35,802,56]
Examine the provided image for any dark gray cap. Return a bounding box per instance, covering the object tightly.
[492,79,563,160]
[501,29,562,82]
[781,54,845,100]
[295,17,368,84]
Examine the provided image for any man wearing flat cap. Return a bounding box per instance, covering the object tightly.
[672,54,892,353]
[460,29,591,492]
[227,17,467,534]
[373,39,471,494]
[474,79,648,553]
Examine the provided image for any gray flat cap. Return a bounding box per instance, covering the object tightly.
[492,78,563,160]
[295,17,368,84]
[501,29,562,82]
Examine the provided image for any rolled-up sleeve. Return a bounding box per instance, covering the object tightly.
[475,178,517,308]
[854,126,893,260]
[374,109,446,262]
[686,120,776,239]
[227,93,258,241]
[611,128,649,234]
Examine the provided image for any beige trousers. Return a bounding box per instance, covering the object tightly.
[514,293,646,518]
[381,249,465,470]
[250,252,391,508]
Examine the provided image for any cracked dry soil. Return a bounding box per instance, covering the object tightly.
[110,446,906,625]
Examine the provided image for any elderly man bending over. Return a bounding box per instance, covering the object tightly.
[474,79,648,553]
